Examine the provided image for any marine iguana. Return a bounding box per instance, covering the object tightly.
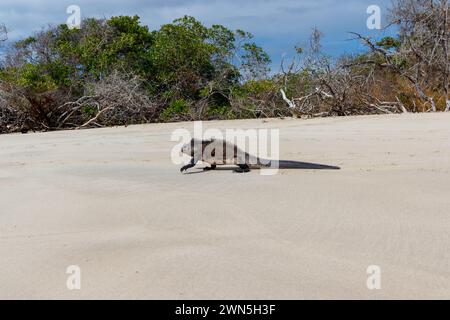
[180,138,260,173]
[180,138,341,173]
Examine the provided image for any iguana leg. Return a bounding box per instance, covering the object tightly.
[234,164,250,173]
[203,164,217,171]
[180,157,198,173]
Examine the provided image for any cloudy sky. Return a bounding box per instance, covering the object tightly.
[0,0,394,69]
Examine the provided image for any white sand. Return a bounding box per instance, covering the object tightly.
[0,113,449,300]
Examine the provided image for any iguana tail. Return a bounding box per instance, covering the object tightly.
[255,159,340,170]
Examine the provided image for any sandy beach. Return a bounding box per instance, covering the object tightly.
[0,113,449,299]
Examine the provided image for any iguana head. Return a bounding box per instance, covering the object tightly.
[181,138,214,157]
[181,139,192,157]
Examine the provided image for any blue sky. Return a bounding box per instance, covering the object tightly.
[0,0,394,69]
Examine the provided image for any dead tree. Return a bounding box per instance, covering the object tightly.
[278,28,406,117]
[352,0,449,112]
[56,71,158,129]
[0,23,7,42]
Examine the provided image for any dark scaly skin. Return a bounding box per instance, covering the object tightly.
[180,139,252,173]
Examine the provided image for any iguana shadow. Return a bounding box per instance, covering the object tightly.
[274,160,340,170]
[184,161,340,174]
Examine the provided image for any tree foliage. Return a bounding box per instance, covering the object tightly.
[0,0,449,133]
[0,16,271,131]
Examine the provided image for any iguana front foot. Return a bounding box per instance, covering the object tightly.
[180,165,192,173]
[234,164,250,173]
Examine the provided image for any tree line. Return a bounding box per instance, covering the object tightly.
[0,0,448,134]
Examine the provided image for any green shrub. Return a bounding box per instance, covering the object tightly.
[160,99,190,121]
[206,105,236,119]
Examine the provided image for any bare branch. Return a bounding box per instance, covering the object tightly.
[0,23,7,42]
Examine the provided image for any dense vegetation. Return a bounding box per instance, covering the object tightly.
[0,0,448,133]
